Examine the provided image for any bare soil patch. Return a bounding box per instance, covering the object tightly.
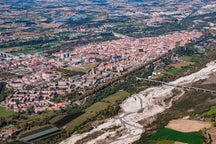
[166,119,212,132]
[174,142,187,144]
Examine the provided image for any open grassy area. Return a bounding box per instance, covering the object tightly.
[168,67,182,74]
[11,48,39,55]
[182,55,193,62]
[43,41,64,48]
[136,90,216,144]
[66,62,99,73]
[49,115,65,125]
[102,91,130,104]
[145,140,175,144]
[65,102,110,132]
[143,140,175,144]
[53,112,84,128]
[86,102,110,113]
[204,106,216,117]
[169,61,194,69]
[165,119,212,133]
[163,54,204,76]
[62,91,129,132]
[0,106,15,117]
[151,128,205,144]
[156,140,174,144]
[9,41,65,55]
[57,68,85,78]
[182,54,204,64]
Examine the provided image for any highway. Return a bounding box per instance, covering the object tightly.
[136,77,216,94]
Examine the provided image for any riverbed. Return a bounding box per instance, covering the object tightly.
[60,61,216,144]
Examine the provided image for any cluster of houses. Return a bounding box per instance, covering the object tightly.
[0,126,18,141]
[0,30,203,114]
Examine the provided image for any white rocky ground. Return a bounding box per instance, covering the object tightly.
[60,61,216,144]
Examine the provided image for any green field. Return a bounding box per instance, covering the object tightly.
[182,55,193,62]
[204,106,216,117]
[143,139,175,144]
[65,102,110,132]
[143,140,175,144]
[66,62,99,73]
[9,41,65,55]
[0,106,15,117]
[151,128,205,144]
[65,91,130,132]
[102,91,130,104]
[57,68,85,78]
[86,102,110,113]
[169,61,194,69]
[49,115,65,124]
[168,67,182,74]
[155,140,174,144]
[183,54,204,63]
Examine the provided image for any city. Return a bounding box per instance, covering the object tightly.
[0,0,216,144]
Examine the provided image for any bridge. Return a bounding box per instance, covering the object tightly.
[0,51,18,59]
[136,77,216,94]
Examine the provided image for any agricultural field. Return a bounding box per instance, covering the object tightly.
[168,54,204,69]
[66,62,99,73]
[0,106,15,117]
[49,115,66,125]
[150,128,205,144]
[169,61,194,69]
[182,55,204,64]
[102,91,130,104]
[64,91,129,132]
[65,102,110,132]
[86,102,110,113]
[165,119,212,132]
[182,56,193,62]
[136,89,216,144]
[7,40,66,55]
[154,140,175,144]
[168,67,183,74]
[148,118,211,144]
[57,68,85,78]
[53,112,84,128]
